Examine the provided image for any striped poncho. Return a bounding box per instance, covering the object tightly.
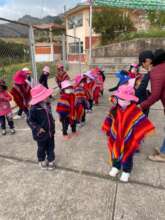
[56,93,76,122]
[74,86,89,122]
[102,103,155,163]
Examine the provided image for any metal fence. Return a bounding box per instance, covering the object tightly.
[0,17,83,88]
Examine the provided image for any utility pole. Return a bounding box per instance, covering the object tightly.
[89,0,93,66]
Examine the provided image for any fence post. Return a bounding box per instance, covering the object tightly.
[29,25,38,86]
[78,38,82,73]
[62,34,66,67]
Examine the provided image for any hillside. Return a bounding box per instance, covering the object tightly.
[0,14,63,37]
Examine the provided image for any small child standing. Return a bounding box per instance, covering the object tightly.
[0,80,15,135]
[74,75,89,127]
[83,71,95,112]
[27,84,55,170]
[102,79,155,182]
[56,80,77,140]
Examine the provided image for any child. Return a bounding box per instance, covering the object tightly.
[128,64,142,87]
[39,66,50,89]
[92,67,104,105]
[11,70,31,119]
[56,80,77,140]
[83,71,95,112]
[0,80,15,135]
[27,84,55,170]
[56,64,70,89]
[74,75,89,127]
[102,79,155,182]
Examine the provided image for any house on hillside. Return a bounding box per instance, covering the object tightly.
[34,23,65,63]
[64,4,150,64]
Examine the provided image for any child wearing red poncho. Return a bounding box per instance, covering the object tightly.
[74,75,89,127]
[92,67,104,105]
[83,71,95,112]
[102,79,155,182]
[56,80,77,140]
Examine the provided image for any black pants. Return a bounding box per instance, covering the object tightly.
[82,111,86,123]
[113,155,133,173]
[61,117,76,135]
[37,136,55,162]
[18,108,29,116]
[89,99,93,110]
[0,115,14,129]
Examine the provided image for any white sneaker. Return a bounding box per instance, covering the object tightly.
[39,161,47,170]
[10,129,16,135]
[2,129,6,135]
[109,167,120,177]
[13,115,22,120]
[120,172,130,183]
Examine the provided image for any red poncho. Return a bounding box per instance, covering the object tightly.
[56,93,76,123]
[10,82,31,110]
[102,103,155,163]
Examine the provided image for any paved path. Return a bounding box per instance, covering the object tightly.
[0,77,165,220]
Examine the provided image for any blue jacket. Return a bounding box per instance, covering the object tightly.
[27,103,55,142]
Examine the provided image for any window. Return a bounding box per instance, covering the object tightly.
[68,14,83,29]
[69,42,83,54]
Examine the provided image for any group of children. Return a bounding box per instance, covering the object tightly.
[56,67,105,140]
[0,62,155,181]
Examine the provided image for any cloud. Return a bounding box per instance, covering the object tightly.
[0,0,81,22]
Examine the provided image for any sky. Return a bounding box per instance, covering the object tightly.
[0,0,86,21]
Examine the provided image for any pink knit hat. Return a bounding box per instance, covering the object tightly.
[114,84,139,102]
[30,84,53,105]
[13,70,27,85]
[61,80,72,90]
[43,66,50,74]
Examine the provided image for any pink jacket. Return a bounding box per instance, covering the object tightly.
[0,91,12,116]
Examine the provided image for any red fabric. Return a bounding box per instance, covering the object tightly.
[102,104,155,163]
[58,93,76,123]
[10,83,31,109]
[141,63,165,110]
[0,91,12,116]
[56,71,70,88]
[93,87,101,104]
[76,104,84,122]
[83,81,95,100]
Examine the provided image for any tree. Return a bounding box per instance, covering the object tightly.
[93,7,135,44]
[147,11,165,28]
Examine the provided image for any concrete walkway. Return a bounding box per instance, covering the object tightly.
[0,77,165,220]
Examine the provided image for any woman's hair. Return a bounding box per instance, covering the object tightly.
[153,49,165,66]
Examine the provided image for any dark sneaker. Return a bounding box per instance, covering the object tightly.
[39,161,47,170]
[48,162,55,170]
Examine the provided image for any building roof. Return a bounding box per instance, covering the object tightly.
[64,4,89,17]
[33,23,65,30]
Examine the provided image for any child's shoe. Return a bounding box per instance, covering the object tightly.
[120,172,130,183]
[63,135,71,141]
[13,115,22,120]
[10,128,16,135]
[48,161,55,170]
[39,161,47,170]
[109,167,120,177]
[2,130,6,136]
